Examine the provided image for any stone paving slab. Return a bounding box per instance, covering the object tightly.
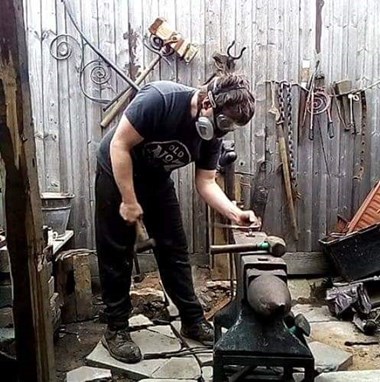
[288,279,312,302]
[129,314,153,329]
[202,366,213,382]
[66,366,112,382]
[130,328,181,355]
[151,356,201,380]
[140,380,196,381]
[170,320,213,366]
[309,341,353,373]
[86,341,164,380]
[147,325,177,339]
[291,304,338,323]
[86,341,201,380]
[310,320,370,346]
[315,369,380,381]
[0,327,14,342]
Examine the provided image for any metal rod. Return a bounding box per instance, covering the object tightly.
[210,243,269,255]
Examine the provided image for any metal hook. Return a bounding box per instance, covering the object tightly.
[226,40,247,60]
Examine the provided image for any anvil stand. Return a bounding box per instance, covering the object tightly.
[213,250,315,382]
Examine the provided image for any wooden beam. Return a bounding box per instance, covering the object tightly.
[0,0,56,380]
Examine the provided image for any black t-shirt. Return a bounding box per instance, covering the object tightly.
[97,81,222,178]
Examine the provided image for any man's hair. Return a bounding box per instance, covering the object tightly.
[200,73,255,125]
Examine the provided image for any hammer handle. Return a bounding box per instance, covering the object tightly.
[100,55,161,128]
[135,219,149,242]
[210,243,269,255]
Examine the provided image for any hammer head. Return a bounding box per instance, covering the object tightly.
[135,238,156,253]
[266,236,286,257]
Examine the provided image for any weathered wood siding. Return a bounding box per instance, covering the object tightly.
[22,0,380,252]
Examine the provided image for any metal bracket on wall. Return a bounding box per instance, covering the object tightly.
[50,0,160,105]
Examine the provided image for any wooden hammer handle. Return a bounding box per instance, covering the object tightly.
[100,55,161,129]
[135,219,149,242]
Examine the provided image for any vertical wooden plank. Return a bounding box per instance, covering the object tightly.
[204,0,221,80]
[283,0,300,252]
[368,0,380,186]
[142,0,160,83]
[25,0,45,191]
[233,0,253,210]
[0,0,56,376]
[252,0,270,230]
[349,0,363,214]
[263,0,284,240]
[127,0,144,83]
[41,0,60,192]
[296,0,315,252]
[56,0,74,195]
[205,0,227,274]
[189,0,208,254]
[158,0,180,205]
[114,0,131,93]
[176,0,194,253]
[356,0,372,204]
[0,161,4,229]
[191,0,207,255]
[98,0,117,107]
[81,0,102,248]
[323,0,341,234]
[66,0,91,246]
[311,0,329,250]
[336,0,354,225]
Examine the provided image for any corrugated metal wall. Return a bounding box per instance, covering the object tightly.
[22,0,380,253]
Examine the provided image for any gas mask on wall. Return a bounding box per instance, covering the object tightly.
[195,80,246,141]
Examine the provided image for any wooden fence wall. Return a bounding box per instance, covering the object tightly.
[21,0,380,253]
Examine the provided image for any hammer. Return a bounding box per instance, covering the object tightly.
[133,220,156,283]
[209,236,286,257]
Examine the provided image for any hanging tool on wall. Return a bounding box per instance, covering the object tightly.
[269,82,299,241]
[204,40,247,85]
[306,87,333,140]
[278,81,299,199]
[332,79,352,131]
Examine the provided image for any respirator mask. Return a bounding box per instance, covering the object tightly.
[195,80,246,141]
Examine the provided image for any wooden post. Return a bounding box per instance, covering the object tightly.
[0,0,56,381]
[211,161,236,280]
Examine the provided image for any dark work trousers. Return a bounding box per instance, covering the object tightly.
[95,164,204,329]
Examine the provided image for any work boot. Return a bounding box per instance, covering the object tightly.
[181,318,214,346]
[101,327,142,363]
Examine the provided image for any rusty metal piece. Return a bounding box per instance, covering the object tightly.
[347,180,380,233]
[247,274,291,318]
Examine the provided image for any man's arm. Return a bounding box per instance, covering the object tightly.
[110,115,144,223]
[195,168,260,226]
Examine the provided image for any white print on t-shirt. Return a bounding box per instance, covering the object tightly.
[143,140,191,171]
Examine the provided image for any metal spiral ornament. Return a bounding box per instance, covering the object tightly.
[87,60,112,85]
[50,34,81,60]
[306,88,330,115]
[79,60,114,104]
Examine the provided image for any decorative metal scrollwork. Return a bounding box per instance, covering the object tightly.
[50,0,142,105]
[50,33,80,61]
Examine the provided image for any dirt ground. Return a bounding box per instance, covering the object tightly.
[54,268,380,381]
